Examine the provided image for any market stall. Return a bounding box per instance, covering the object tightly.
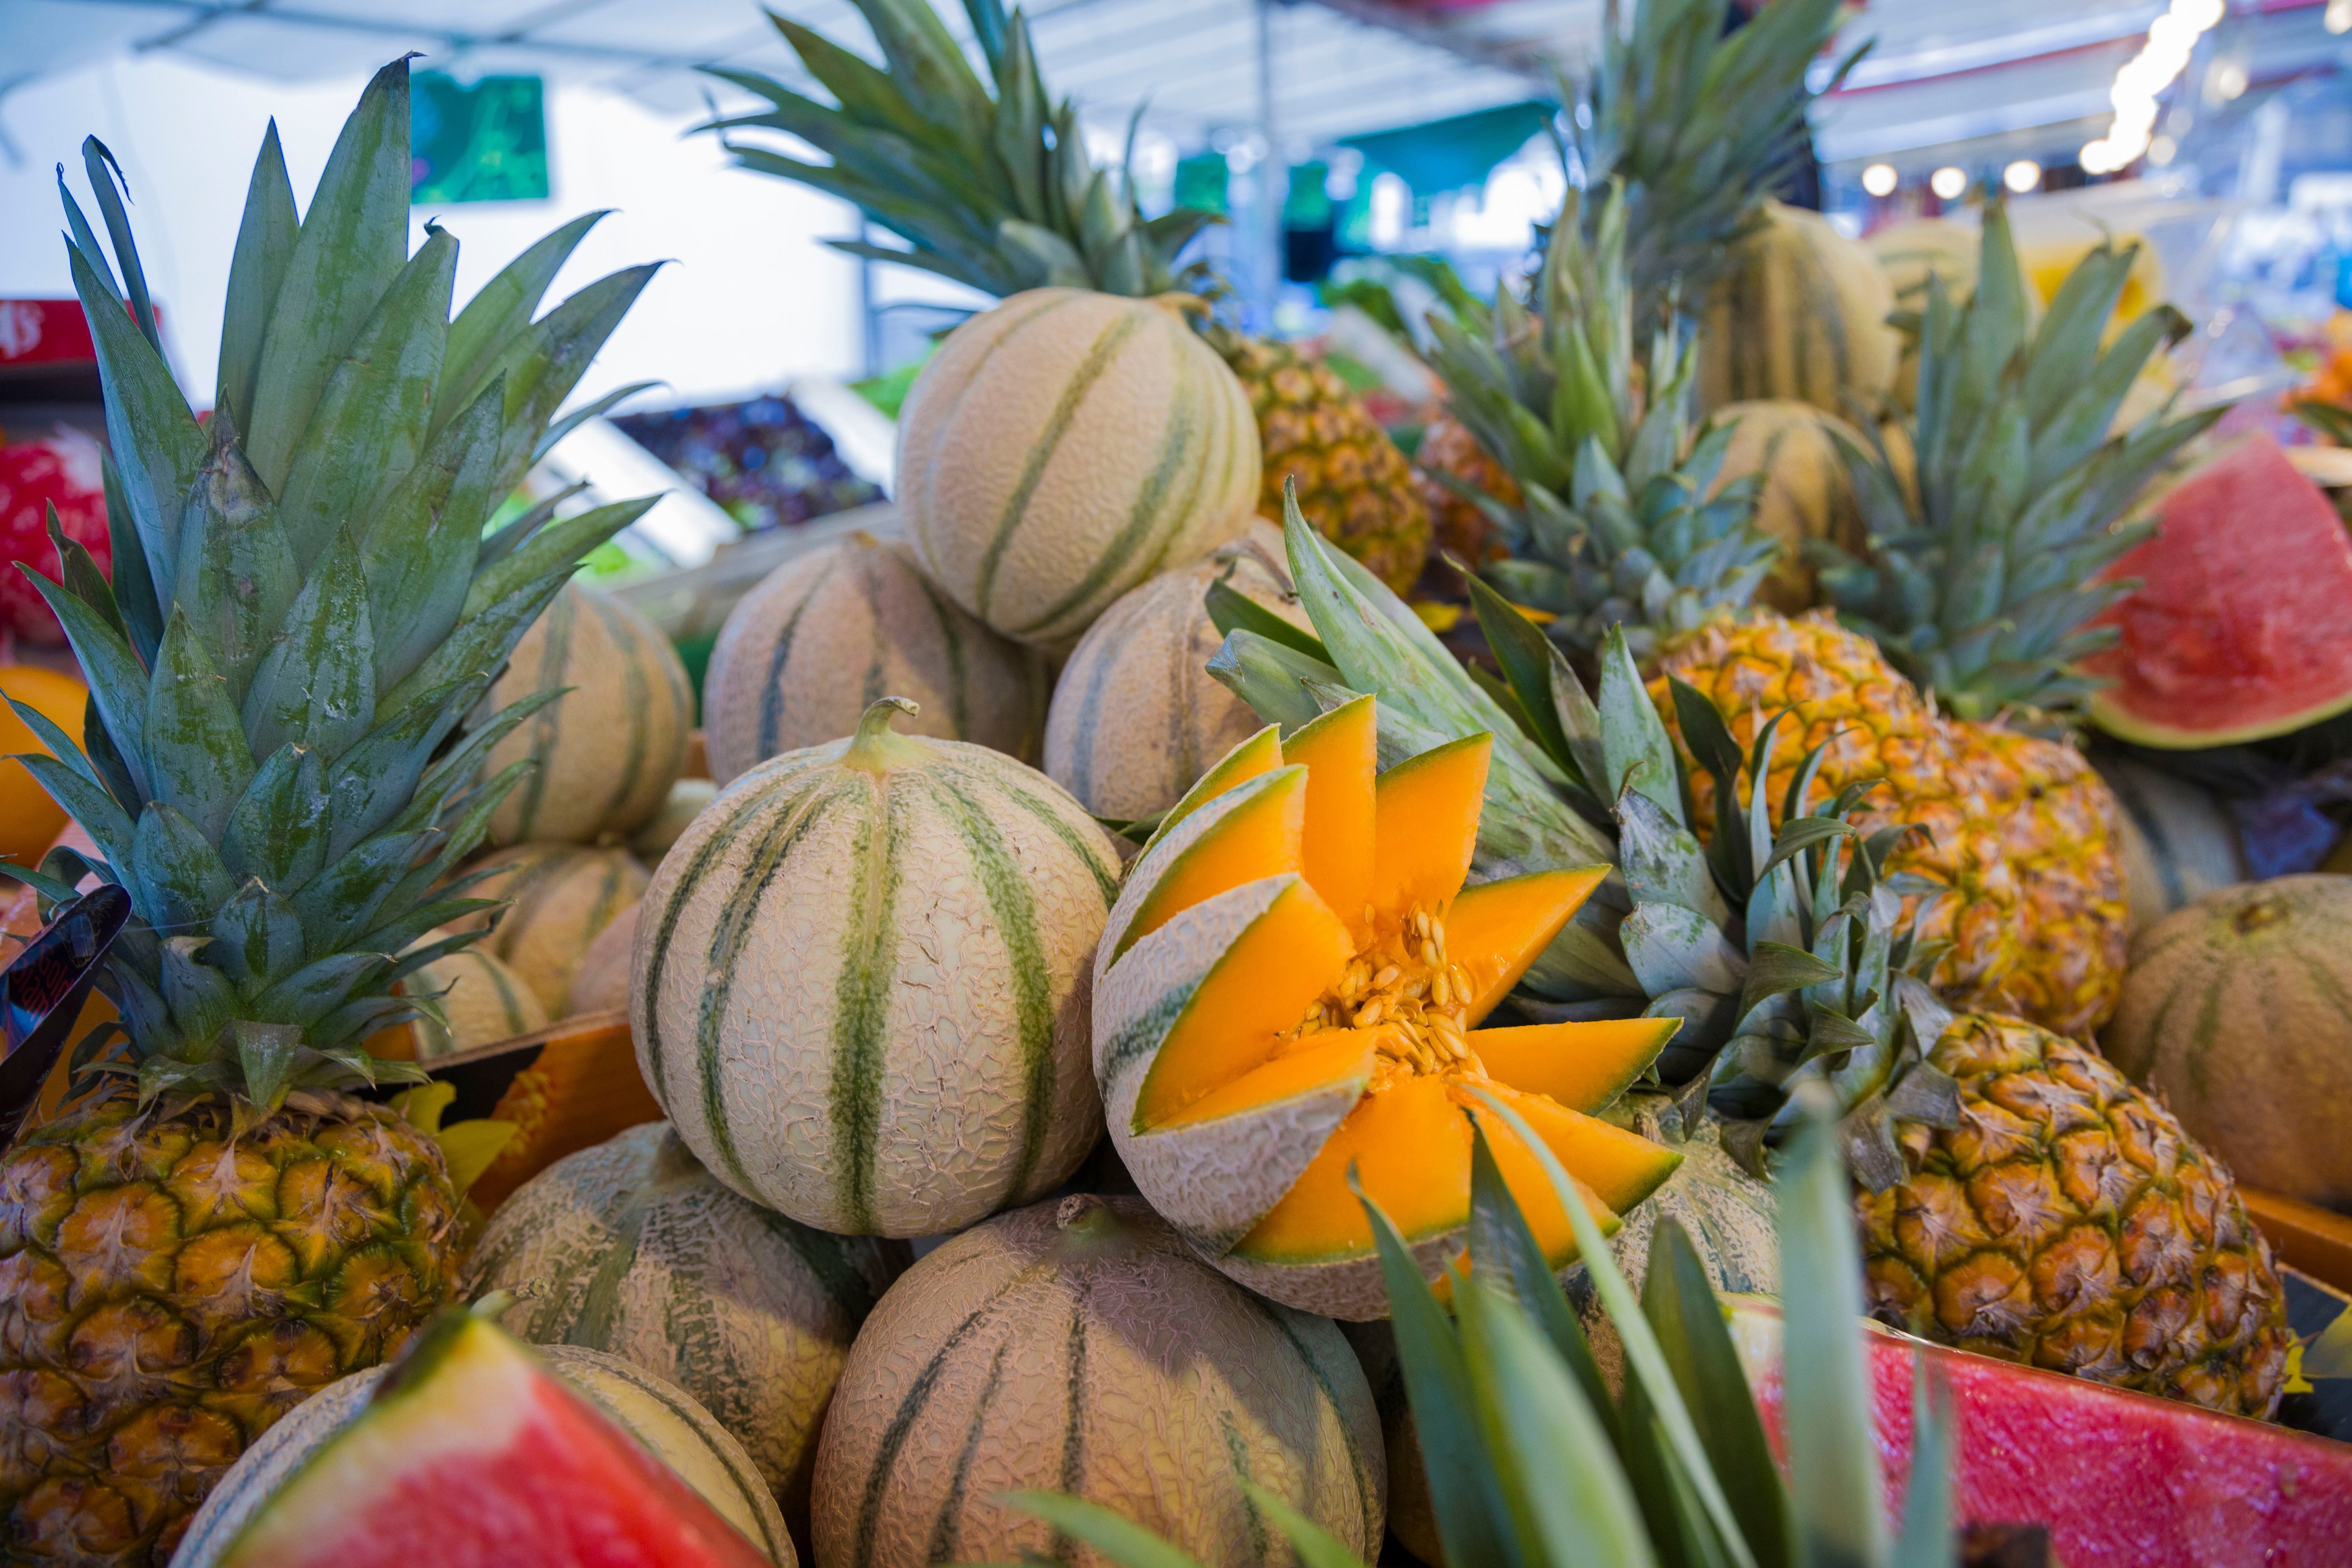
[4,1,2352,1565]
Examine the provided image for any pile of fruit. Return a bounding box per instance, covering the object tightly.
[612,395,880,533]
[5,1,2352,1566]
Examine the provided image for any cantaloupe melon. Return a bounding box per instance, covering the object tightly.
[2106,876,2352,1210]
[633,698,1122,1236]
[810,1194,1384,1568]
[567,901,640,1017]
[177,1334,793,1568]
[1697,201,1899,420]
[455,842,649,1016]
[466,1123,908,1541]
[389,944,548,1059]
[481,582,693,845]
[898,289,1261,648]
[1708,400,1867,611]
[1093,696,1682,1318]
[633,776,718,863]
[703,531,1047,785]
[1045,520,1307,823]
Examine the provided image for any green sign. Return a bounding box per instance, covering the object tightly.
[411,73,548,203]
[1173,151,1229,215]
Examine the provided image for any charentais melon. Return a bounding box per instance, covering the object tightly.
[1093,696,1683,1318]
[1726,1297,2352,1568]
[2087,434,2352,747]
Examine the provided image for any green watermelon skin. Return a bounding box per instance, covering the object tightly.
[2087,434,2352,747]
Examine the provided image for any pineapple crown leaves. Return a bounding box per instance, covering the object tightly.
[1425,185,1781,661]
[17,58,658,1112]
[702,0,1213,302]
[999,1095,1961,1568]
[1568,0,1863,323]
[1815,199,2226,722]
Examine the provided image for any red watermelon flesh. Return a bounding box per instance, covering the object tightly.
[2085,433,2352,747]
[218,1312,771,1568]
[1728,1301,2352,1568]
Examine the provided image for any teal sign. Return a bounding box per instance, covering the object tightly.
[411,73,548,203]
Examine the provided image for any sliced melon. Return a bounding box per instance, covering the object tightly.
[1110,765,1307,959]
[1448,867,1609,1024]
[1283,695,1378,941]
[1094,702,1684,1318]
[217,1312,771,1568]
[1467,1018,1677,1114]
[1142,723,1283,854]
[1370,733,1490,919]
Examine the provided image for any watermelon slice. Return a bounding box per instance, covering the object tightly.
[1727,1300,2352,1568]
[217,1311,772,1568]
[2086,434,2352,747]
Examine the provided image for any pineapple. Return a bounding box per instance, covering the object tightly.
[0,63,656,1563]
[1414,411,1518,568]
[1862,1012,2291,1419]
[703,0,1431,589]
[1660,204,2220,1037]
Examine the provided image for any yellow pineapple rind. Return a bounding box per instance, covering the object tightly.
[0,1092,461,1566]
[1653,610,2128,1037]
[1862,1012,2291,1420]
[1225,336,1432,594]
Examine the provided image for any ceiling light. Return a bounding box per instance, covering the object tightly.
[2002,160,2042,193]
[2086,0,2230,170]
[2209,61,2249,102]
[1930,166,1969,200]
[1861,162,1899,197]
[2148,135,2179,166]
[2329,0,2352,33]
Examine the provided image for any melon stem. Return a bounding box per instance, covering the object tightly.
[844,697,927,773]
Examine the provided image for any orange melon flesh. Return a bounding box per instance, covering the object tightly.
[1115,766,1308,959]
[1150,724,1282,848]
[1240,1075,1471,1260]
[1445,867,1608,1026]
[1153,1029,1378,1130]
[1282,696,1377,943]
[1465,1099,1622,1269]
[1483,1082,1685,1214]
[1369,734,1490,923]
[1471,1019,1678,1115]
[1132,878,1354,1126]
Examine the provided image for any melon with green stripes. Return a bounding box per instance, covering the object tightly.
[455,841,649,1016]
[480,581,693,845]
[703,530,1048,786]
[466,1122,909,1543]
[631,697,1123,1236]
[898,287,1261,649]
[395,943,548,1059]
[1695,200,1899,420]
[810,1193,1384,1568]
[1045,520,1308,824]
[174,1338,796,1568]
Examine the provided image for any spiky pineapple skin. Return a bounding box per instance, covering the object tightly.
[0,1092,460,1566]
[1413,411,1517,568]
[1862,1012,2291,1420]
[1654,612,2128,1037]
[1222,335,1430,593]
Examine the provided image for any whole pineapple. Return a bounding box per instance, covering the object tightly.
[1413,411,1517,567]
[704,0,1431,589]
[1660,204,2219,1036]
[1863,1012,2290,1418]
[0,63,656,1564]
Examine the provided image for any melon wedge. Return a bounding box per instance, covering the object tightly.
[1094,700,1680,1319]
[2086,434,2352,747]
[1727,1298,2352,1568]
[1108,765,1305,959]
[1142,722,1282,853]
[1283,695,1378,942]
[216,1311,771,1568]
